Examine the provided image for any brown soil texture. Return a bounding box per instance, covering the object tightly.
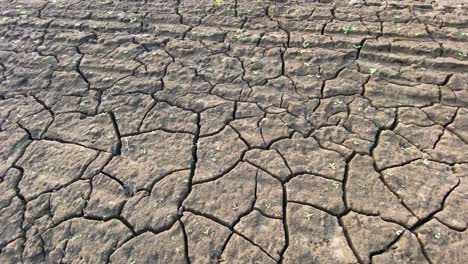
[0,0,467,263]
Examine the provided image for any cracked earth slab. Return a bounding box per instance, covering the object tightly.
[1,0,467,263]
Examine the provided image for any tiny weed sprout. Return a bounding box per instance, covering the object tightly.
[203,228,210,235]
[129,261,136,264]
[353,44,361,49]
[461,32,468,37]
[234,28,245,39]
[400,147,410,153]
[369,67,377,75]
[214,0,224,6]
[332,181,340,189]
[435,232,441,239]
[302,42,310,48]
[393,15,401,20]
[342,25,356,34]
[171,235,177,241]
[457,52,467,58]
[304,211,313,220]
[328,163,336,170]
[342,25,350,34]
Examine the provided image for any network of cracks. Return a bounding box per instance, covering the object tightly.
[0,0,467,263]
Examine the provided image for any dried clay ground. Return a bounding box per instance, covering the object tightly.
[0,0,467,263]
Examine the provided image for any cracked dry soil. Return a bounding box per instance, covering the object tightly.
[0,0,467,263]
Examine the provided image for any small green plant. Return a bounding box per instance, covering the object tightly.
[302,42,310,48]
[457,52,467,59]
[328,162,336,170]
[393,15,401,21]
[342,25,356,34]
[171,235,177,241]
[434,232,441,239]
[333,99,344,105]
[332,181,340,189]
[203,228,210,235]
[460,32,468,37]
[342,26,350,34]
[105,132,114,139]
[233,28,245,40]
[369,67,377,75]
[129,260,136,264]
[304,211,313,220]
[214,0,224,6]
[400,147,410,153]
[353,44,362,49]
